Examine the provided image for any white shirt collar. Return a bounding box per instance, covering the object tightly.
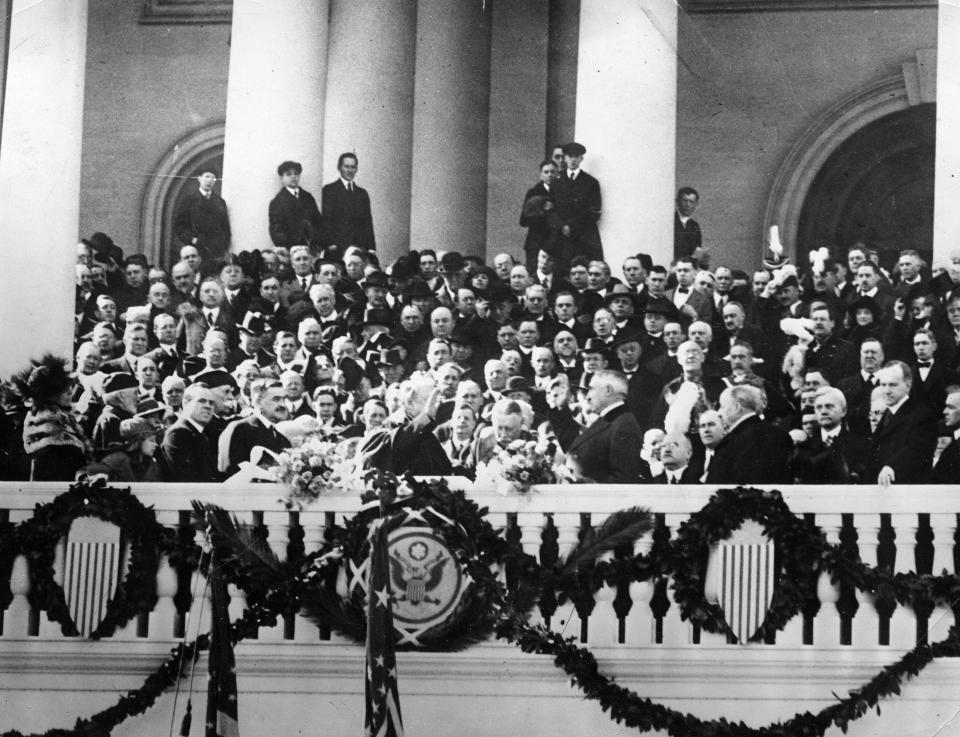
[666,466,688,482]
[888,396,909,415]
[726,412,757,434]
[599,401,624,418]
[340,178,354,189]
[821,426,842,442]
[286,186,299,196]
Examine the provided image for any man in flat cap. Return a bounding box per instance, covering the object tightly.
[553,142,603,264]
[173,167,231,263]
[321,152,376,255]
[268,160,323,250]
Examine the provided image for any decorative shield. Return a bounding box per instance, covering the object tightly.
[704,520,776,643]
[347,508,471,647]
[63,516,123,638]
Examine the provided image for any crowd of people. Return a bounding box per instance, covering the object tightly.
[3,143,960,487]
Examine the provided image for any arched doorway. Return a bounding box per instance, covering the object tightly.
[140,123,225,268]
[796,104,935,271]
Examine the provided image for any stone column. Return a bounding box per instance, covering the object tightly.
[0,0,88,376]
[574,0,677,275]
[323,0,416,268]
[221,0,329,254]
[484,1,551,262]
[409,0,492,257]
[933,2,960,267]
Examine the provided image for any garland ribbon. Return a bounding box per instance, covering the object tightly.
[3,482,960,737]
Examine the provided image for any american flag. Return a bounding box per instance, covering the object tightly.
[206,553,240,737]
[364,520,405,737]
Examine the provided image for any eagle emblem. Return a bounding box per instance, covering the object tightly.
[389,542,448,606]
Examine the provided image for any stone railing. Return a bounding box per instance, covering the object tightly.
[1,481,958,737]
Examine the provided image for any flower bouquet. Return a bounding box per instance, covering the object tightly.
[275,431,358,509]
[493,437,559,495]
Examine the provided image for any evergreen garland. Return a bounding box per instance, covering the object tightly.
[3,481,960,737]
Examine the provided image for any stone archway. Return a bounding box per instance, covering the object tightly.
[140,123,224,268]
[796,104,935,270]
[763,50,936,263]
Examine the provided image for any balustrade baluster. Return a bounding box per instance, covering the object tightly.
[261,510,290,641]
[660,513,691,646]
[813,514,842,649]
[850,515,881,648]
[517,512,545,628]
[38,538,66,639]
[889,514,918,649]
[4,554,30,638]
[549,512,583,640]
[929,513,956,640]
[295,510,328,642]
[586,511,618,645]
[537,515,559,627]
[623,532,655,646]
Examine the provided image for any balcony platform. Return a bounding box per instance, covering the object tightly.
[1,481,958,737]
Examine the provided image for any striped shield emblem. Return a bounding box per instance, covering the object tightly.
[63,516,122,638]
[704,520,775,643]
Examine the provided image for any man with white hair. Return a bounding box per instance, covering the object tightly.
[792,386,870,483]
[563,370,644,483]
[707,384,792,484]
[360,376,452,476]
[472,398,532,466]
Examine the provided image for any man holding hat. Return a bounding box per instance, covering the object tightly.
[91,373,141,450]
[173,167,231,262]
[268,160,323,250]
[553,142,603,264]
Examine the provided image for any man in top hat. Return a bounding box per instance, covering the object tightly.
[553,142,603,264]
[219,378,291,478]
[268,160,323,250]
[228,312,272,371]
[173,167,231,262]
[320,152,375,254]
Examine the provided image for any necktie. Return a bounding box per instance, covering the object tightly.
[678,287,689,294]
[669,474,678,484]
[824,435,835,447]
[918,361,932,368]
[206,311,214,327]
[300,277,308,290]
[348,182,354,192]
[203,192,211,200]
[293,189,299,199]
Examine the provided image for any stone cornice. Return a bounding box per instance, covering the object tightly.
[682,0,935,12]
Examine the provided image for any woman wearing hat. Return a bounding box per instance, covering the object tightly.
[83,408,164,482]
[11,355,91,481]
[842,295,883,345]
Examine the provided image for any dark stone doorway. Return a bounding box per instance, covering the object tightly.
[796,103,935,271]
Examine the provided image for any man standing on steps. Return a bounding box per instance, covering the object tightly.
[553,142,603,265]
[321,152,375,256]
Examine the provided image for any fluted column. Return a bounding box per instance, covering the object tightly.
[933,0,960,267]
[0,0,88,376]
[574,0,677,271]
[323,0,416,267]
[409,0,492,257]
[221,0,329,254]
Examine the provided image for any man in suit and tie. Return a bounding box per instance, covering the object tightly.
[173,167,230,263]
[910,329,955,414]
[837,338,885,434]
[268,160,323,250]
[279,245,320,308]
[666,258,712,325]
[552,142,603,264]
[865,361,938,486]
[564,370,644,483]
[707,384,793,484]
[143,314,186,380]
[196,279,238,349]
[674,187,702,262]
[651,432,701,484]
[101,324,150,375]
[933,389,960,483]
[159,383,219,482]
[792,387,870,483]
[220,379,291,477]
[321,152,375,254]
[520,160,560,270]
